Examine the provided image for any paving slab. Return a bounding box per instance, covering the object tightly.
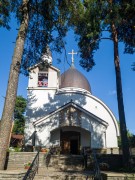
[101,171,135,179]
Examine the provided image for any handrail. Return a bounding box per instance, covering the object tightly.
[92,151,102,180]
[23,151,39,180]
[45,147,53,168]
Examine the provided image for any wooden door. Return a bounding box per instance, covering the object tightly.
[61,138,70,154]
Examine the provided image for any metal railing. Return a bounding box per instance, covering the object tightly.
[92,151,102,180]
[23,151,39,180]
[45,146,53,168]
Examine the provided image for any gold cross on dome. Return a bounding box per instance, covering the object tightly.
[68,49,77,66]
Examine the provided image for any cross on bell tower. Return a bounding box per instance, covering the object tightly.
[68,49,77,66]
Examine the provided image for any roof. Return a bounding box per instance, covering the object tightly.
[28,62,60,72]
[33,101,108,127]
[11,134,24,140]
[59,65,91,92]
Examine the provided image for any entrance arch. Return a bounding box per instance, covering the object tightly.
[50,126,91,155]
[60,130,80,154]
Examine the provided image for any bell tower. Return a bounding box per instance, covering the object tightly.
[28,48,59,89]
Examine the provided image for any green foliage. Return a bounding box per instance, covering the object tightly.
[1,0,82,74]
[70,1,134,165]
[117,120,135,148]
[8,146,21,152]
[24,162,31,168]
[70,0,135,71]
[128,134,135,148]
[118,130,135,148]
[1,1,134,70]
[132,62,135,71]
[11,0,81,74]
[0,0,10,29]
[12,96,27,134]
[99,162,109,171]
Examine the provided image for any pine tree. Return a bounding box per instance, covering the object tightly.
[71,0,135,167]
[0,0,10,29]
[0,0,29,170]
[0,0,79,169]
[12,96,27,135]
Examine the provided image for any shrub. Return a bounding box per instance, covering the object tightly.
[99,162,109,171]
[8,147,21,152]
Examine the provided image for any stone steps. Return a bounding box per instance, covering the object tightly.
[5,152,94,179]
[33,155,94,179]
[34,174,94,180]
[34,167,94,180]
[49,155,84,171]
[6,152,46,170]
[4,152,135,180]
[0,170,26,180]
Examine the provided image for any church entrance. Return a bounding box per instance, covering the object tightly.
[60,131,80,155]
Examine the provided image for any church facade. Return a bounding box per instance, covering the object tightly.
[25,50,119,154]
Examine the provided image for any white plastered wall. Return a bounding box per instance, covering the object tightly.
[48,68,59,88]
[81,113,107,148]
[25,86,119,148]
[26,105,115,150]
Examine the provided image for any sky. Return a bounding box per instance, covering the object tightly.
[0,17,135,134]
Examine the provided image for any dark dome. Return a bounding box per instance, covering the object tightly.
[59,66,91,92]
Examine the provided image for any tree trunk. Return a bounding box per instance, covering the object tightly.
[0,0,29,170]
[111,23,130,167]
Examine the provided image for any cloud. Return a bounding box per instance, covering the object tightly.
[108,90,116,96]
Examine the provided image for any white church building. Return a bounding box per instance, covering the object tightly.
[25,49,119,154]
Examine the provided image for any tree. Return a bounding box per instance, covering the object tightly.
[12,96,27,135]
[70,0,135,167]
[0,0,78,170]
[119,132,135,148]
[118,121,135,148]
[129,135,135,148]
[0,0,29,170]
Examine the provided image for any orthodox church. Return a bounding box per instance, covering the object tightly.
[25,49,119,154]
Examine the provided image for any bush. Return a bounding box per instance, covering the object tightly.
[8,147,22,152]
[99,162,109,171]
